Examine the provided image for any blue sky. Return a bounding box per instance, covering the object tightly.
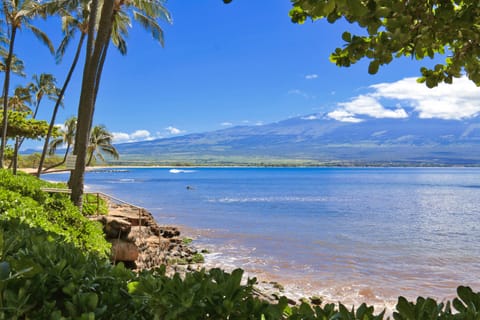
[12,0,480,149]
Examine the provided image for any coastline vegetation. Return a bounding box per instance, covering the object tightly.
[1,169,480,318]
[101,158,480,168]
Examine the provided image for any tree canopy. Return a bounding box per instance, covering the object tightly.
[0,111,57,139]
[285,0,480,88]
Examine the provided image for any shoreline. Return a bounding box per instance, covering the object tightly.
[34,166,473,314]
[102,200,307,306]
[178,223,400,314]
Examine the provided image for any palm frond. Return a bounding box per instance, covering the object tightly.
[133,11,164,46]
[114,36,127,55]
[56,25,77,63]
[48,138,64,155]
[26,23,55,54]
[132,0,171,23]
[111,10,130,54]
[99,144,119,159]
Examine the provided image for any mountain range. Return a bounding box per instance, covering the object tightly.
[114,113,480,166]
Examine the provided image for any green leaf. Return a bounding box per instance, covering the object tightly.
[346,0,368,16]
[368,60,380,74]
[342,31,352,42]
[0,261,10,280]
[396,296,415,320]
[324,0,336,15]
[85,293,99,311]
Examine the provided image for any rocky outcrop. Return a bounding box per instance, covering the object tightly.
[92,202,202,273]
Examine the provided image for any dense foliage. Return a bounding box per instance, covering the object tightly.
[2,218,480,319]
[0,169,108,254]
[289,0,480,88]
[0,111,55,139]
[16,152,63,170]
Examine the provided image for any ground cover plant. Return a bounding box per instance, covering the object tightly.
[0,170,108,254]
[0,169,479,319]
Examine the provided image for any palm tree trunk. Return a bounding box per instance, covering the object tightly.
[0,26,17,169]
[70,0,115,209]
[86,149,94,167]
[36,33,86,177]
[32,100,41,119]
[43,144,71,172]
[12,137,19,175]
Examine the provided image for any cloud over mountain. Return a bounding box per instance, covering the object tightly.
[328,76,480,122]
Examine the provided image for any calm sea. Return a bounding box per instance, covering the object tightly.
[44,167,480,308]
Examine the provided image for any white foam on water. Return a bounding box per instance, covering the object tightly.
[208,196,329,203]
[169,169,196,174]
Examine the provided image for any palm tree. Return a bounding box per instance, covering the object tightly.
[0,34,26,76]
[43,116,77,172]
[36,0,142,177]
[0,0,55,168]
[86,124,119,166]
[69,0,171,207]
[0,54,26,77]
[30,73,58,119]
[8,86,33,112]
[36,2,90,177]
[16,74,59,155]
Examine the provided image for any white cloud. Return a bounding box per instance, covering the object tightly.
[112,130,157,143]
[337,95,408,119]
[221,122,233,126]
[301,115,319,120]
[305,74,318,80]
[370,77,480,119]
[165,126,185,135]
[131,130,152,140]
[327,110,363,123]
[113,127,185,143]
[328,76,480,122]
[113,129,172,143]
[112,132,132,143]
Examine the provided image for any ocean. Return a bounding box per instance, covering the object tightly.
[44,167,480,309]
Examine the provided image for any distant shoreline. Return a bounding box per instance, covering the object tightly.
[87,163,480,169]
[19,163,480,175]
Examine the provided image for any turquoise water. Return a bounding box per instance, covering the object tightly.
[44,167,480,307]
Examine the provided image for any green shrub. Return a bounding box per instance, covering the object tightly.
[0,219,142,319]
[0,169,109,255]
[0,220,286,319]
[129,267,287,319]
[82,193,109,215]
[0,169,49,202]
[182,237,193,245]
[191,253,205,263]
[2,220,480,319]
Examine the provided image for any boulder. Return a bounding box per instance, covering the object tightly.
[104,217,131,239]
[90,216,132,239]
[109,239,139,262]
